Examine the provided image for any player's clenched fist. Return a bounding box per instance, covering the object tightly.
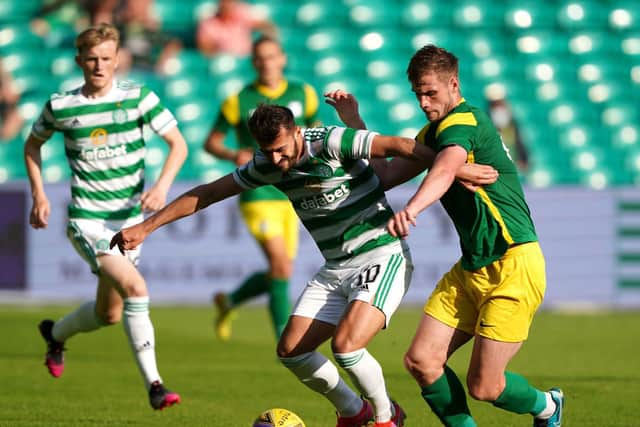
[387,207,418,239]
[110,224,148,254]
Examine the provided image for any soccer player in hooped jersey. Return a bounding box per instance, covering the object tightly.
[111,101,498,427]
[204,36,320,342]
[387,45,564,427]
[24,24,187,410]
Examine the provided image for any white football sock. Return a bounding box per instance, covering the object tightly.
[52,301,102,342]
[279,351,363,417]
[123,297,161,389]
[334,348,392,422]
[536,392,557,419]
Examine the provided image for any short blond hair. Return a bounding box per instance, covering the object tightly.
[75,23,120,55]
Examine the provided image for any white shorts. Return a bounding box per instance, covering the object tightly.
[292,241,413,328]
[66,217,143,274]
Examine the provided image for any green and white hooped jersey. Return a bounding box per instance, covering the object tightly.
[233,126,399,261]
[31,80,177,221]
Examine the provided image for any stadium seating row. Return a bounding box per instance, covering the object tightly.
[0,0,639,188]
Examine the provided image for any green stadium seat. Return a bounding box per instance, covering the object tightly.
[400,1,453,28]
[347,1,400,28]
[464,31,512,59]
[452,1,506,29]
[0,0,41,24]
[408,29,466,54]
[295,1,349,28]
[513,31,569,58]
[305,27,360,53]
[207,54,253,79]
[160,50,209,78]
[607,0,640,31]
[252,0,296,26]
[152,0,198,42]
[568,32,620,57]
[0,24,44,51]
[503,2,556,31]
[173,97,217,126]
[620,33,640,58]
[556,0,609,30]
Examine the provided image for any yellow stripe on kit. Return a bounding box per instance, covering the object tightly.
[476,188,514,245]
[436,112,477,138]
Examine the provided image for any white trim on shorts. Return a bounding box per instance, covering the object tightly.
[66,217,143,274]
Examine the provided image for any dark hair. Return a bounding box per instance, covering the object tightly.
[248,104,296,144]
[251,35,283,57]
[407,44,458,84]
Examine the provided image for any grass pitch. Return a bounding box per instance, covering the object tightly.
[0,304,638,426]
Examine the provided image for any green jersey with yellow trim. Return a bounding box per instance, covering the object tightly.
[213,79,319,203]
[31,80,177,221]
[416,99,537,270]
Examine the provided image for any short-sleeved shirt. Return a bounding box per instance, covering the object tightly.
[233,126,399,261]
[213,79,319,203]
[416,98,537,270]
[31,80,177,221]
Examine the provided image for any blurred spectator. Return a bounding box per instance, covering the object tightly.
[488,98,529,172]
[31,0,122,37]
[115,0,182,76]
[196,0,278,57]
[0,60,24,142]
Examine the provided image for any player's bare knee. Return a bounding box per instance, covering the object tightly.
[97,310,121,325]
[404,351,442,385]
[330,331,359,354]
[467,377,502,401]
[270,259,292,279]
[276,339,298,358]
[121,280,148,298]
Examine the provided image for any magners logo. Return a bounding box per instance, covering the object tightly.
[89,128,108,146]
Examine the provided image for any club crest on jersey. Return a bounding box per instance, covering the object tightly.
[89,128,108,146]
[112,106,128,124]
[310,164,333,177]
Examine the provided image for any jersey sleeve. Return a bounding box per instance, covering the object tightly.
[303,83,320,126]
[433,112,477,152]
[213,94,240,133]
[232,151,280,189]
[30,100,58,141]
[139,86,177,135]
[324,127,379,160]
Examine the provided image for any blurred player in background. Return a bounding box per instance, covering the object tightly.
[387,44,564,427]
[204,36,320,341]
[24,23,187,410]
[111,101,498,427]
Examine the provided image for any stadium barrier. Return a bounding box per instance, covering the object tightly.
[2,182,640,308]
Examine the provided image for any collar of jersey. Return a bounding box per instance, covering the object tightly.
[254,80,288,98]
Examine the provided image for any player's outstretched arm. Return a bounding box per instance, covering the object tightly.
[388,145,468,238]
[110,174,243,253]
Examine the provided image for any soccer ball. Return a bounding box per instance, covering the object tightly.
[252,408,306,427]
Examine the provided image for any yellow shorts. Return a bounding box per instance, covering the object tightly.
[424,242,546,342]
[239,200,299,259]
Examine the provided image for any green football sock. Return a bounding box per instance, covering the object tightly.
[421,366,477,427]
[268,277,290,338]
[229,272,269,306]
[492,371,547,415]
